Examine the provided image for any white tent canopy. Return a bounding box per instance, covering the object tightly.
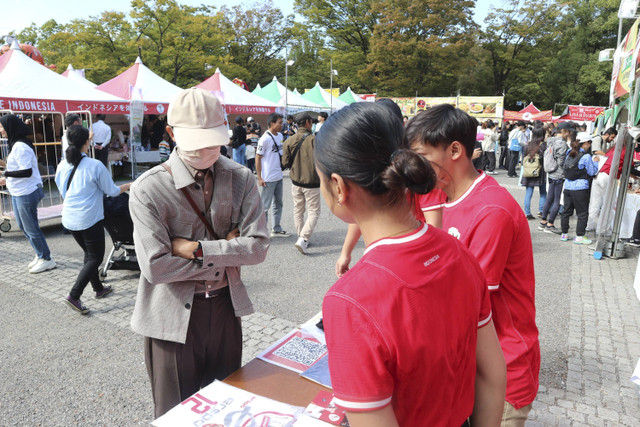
[0,41,126,113]
[195,68,279,115]
[62,64,98,89]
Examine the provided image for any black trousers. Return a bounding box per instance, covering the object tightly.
[144,288,242,419]
[561,189,590,236]
[507,150,519,176]
[541,179,564,224]
[633,210,640,240]
[69,220,106,300]
[499,146,508,168]
[95,145,109,169]
[485,151,496,172]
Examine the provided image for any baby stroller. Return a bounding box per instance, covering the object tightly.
[100,192,139,278]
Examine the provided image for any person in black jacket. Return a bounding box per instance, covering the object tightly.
[230,116,247,166]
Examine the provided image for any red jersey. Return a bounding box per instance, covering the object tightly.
[600,146,625,178]
[421,172,540,408]
[323,224,492,425]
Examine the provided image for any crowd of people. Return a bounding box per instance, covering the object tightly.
[1,91,637,425]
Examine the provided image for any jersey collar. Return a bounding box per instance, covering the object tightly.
[444,171,487,208]
[363,223,429,256]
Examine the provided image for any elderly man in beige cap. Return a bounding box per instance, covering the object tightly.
[129,88,269,418]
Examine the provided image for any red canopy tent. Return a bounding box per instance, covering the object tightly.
[557,105,605,122]
[503,103,553,121]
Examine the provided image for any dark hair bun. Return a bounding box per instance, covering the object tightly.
[380,150,437,195]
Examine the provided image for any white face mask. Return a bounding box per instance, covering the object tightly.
[178,147,221,170]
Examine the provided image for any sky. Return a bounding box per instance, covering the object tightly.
[0,0,501,37]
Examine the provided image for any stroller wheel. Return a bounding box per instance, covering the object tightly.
[0,220,11,232]
[99,268,108,279]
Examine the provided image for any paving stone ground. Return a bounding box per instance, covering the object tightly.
[2,175,640,425]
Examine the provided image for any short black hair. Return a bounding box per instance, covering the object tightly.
[65,113,80,127]
[517,120,526,128]
[318,112,329,120]
[287,115,294,121]
[604,127,618,136]
[235,116,244,124]
[294,112,312,126]
[404,104,477,158]
[96,114,106,121]
[267,113,283,126]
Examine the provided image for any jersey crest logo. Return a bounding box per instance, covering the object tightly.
[448,227,461,240]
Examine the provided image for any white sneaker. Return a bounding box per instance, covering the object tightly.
[29,258,56,274]
[27,255,39,269]
[295,237,308,255]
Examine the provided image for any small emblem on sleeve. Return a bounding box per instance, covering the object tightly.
[448,227,461,239]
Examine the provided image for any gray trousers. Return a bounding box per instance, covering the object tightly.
[144,289,242,418]
[260,179,284,232]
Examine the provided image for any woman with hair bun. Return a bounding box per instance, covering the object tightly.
[55,125,131,315]
[315,103,505,426]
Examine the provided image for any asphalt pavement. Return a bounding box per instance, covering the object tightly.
[0,168,638,426]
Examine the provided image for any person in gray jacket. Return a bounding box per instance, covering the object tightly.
[539,122,574,233]
[129,88,269,418]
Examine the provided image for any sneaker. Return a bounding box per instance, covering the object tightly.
[626,239,640,247]
[27,255,39,269]
[96,285,113,299]
[29,258,56,274]
[526,214,535,220]
[488,171,498,175]
[538,222,547,231]
[270,230,290,238]
[560,234,569,241]
[574,236,593,245]
[544,225,561,235]
[64,296,90,315]
[537,212,543,218]
[295,237,309,255]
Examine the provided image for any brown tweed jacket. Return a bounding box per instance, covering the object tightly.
[129,151,269,343]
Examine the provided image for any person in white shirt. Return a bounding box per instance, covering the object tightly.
[245,140,256,173]
[256,113,289,237]
[314,112,328,134]
[92,114,112,169]
[0,114,56,273]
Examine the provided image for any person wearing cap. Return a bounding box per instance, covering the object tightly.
[247,116,261,135]
[282,112,320,254]
[129,88,270,418]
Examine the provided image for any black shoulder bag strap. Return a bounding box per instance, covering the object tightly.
[161,163,219,240]
[286,133,309,169]
[66,156,84,192]
[267,131,286,169]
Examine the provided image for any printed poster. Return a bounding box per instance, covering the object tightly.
[415,97,457,112]
[457,96,504,118]
[258,329,328,374]
[392,98,416,116]
[152,380,327,427]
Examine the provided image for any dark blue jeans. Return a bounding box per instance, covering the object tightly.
[12,186,51,260]
[541,178,564,224]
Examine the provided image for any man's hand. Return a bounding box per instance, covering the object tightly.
[257,177,266,187]
[472,148,482,160]
[226,227,239,241]
[335,253,351,278]
[0,177,5,187]
[94,144,103,151]
[171,238,199,259]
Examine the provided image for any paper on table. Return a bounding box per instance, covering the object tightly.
[300,310,326,345]
[152,380,328,426]
[258,329,328,374]
[301,354,332,389]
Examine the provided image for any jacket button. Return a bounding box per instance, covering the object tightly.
[215,271,220,277]
[194,184,200,190]
[208,263,214,267]
[185,303,191,309]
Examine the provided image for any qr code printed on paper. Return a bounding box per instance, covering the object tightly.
[273,337,326,366]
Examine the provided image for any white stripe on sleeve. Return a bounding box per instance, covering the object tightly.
[333,396,392,411]
[478,311,492,328]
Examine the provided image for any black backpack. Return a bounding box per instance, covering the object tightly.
[563,152,588,181]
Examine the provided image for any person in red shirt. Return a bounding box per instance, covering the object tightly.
[405,104,540,427]
[316,102,506,427]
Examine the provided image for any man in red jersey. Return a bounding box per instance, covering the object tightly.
[405,104,540,427]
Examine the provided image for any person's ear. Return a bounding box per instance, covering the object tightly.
[450,141,465,161]
[330,173,349,206]
[165,126,175,142]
